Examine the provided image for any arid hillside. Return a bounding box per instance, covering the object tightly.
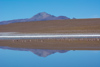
[0,18,100,33]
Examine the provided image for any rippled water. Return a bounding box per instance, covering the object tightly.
[0,46,100,67]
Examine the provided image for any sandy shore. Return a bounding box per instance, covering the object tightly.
[0,39,100,50]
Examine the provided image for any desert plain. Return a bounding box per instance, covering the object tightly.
[0,18,100,50]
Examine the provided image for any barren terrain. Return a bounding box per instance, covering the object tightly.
[0,18,100,33]
[0,18,100,50]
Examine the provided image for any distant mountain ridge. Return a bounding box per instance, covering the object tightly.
[0,12,70,25]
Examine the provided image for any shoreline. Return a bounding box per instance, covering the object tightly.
[0,39,100,50]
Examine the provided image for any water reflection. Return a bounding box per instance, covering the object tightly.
[0,46,100,67]
[0,46,69,57]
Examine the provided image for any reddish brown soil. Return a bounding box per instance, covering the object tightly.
[0,18,100,33]
[0,39,100,50]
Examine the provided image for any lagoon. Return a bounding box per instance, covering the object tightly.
[0,47,100,67]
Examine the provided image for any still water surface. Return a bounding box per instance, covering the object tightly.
[0,47,100,67]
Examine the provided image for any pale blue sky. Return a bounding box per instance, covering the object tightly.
[0,0,100,21]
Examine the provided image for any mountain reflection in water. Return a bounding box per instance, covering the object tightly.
[0,46,69,57]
